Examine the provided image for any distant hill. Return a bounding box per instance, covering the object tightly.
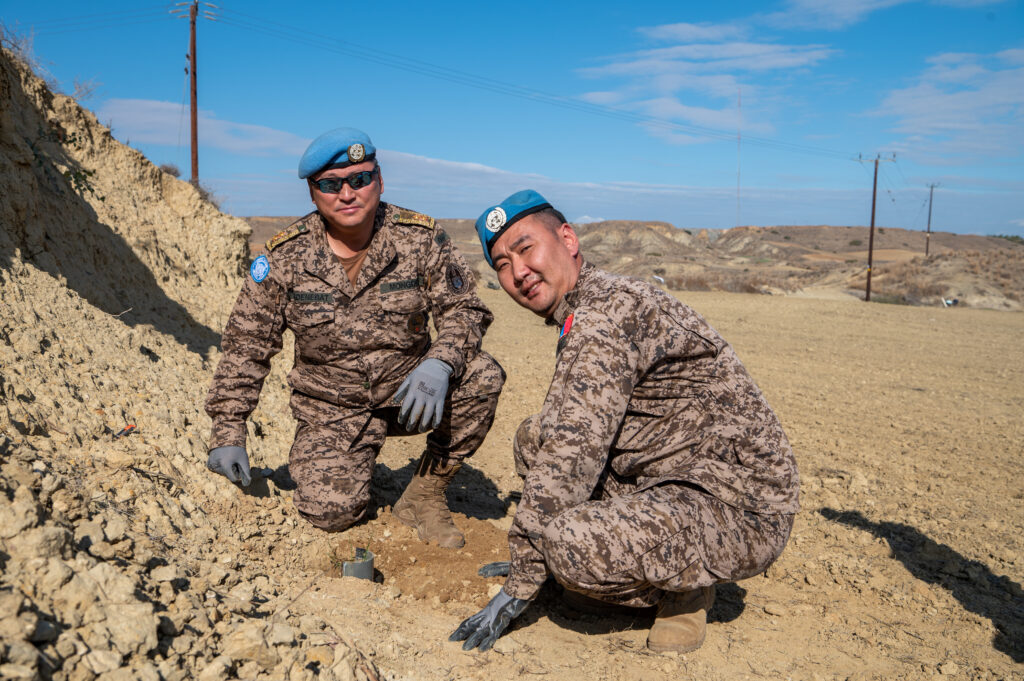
[242,218,1023,310]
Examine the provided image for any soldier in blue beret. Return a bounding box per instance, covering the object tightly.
[205,128,505,551]
[451,190,799,654]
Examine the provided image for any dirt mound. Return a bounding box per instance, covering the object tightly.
[858,249,1024,309]
[1,46,380,680]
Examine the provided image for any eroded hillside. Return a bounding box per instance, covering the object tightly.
[1,46,380,681]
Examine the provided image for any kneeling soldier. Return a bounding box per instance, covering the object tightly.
[450,190,799,651]
[205,128,504,548]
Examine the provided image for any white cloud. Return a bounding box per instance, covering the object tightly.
[638,22,748,43]
[763,0,1004,30]
[997,48,1024,65]
[102,105,1018,236]
[95,99,310,156]
[206,145,1023,235]
[873,50,1024,163]
[577,34,832,142]
[582,42,834,79]
[573,215,605,223]
[764,0,906,30]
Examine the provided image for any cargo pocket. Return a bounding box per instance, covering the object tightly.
[637,526,713,592]
[379,291,429,340]
[285,301,334,328]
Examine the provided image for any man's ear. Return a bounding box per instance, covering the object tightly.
[308,181,316,204]
[558,222,580,258]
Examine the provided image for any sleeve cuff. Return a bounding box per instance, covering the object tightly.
[208,419,247,450]
[503,574,544,601]
[425,343,466,380]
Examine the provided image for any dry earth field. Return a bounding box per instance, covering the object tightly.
[226,286,1024,681]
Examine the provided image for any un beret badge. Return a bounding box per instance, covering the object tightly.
[348,143,365,163]
[485,207,506,233]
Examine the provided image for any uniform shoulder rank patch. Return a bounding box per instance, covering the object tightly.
[394,208,435,230]
[250,255,270,283]
[556,313,574,354]
[265,221,309,252]
[446,263,467,294]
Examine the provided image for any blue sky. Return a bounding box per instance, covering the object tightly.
[4,0,1023,235]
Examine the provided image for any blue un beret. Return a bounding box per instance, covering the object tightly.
[475,189,554,268]
[298,127,377,179]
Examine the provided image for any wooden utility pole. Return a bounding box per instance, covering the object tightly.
[189,0,198,184]
[172,2,217,184]
[866,156,879,302]
[862,153,895,302]
[925,183,938,257]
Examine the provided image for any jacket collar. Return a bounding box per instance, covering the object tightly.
[548,260,594,327]
[304,203,394,297]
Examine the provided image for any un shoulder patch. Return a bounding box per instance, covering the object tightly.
[250,255,270,283]
[434,229,450,247]
[446,263,467,294]
[395,208,435,230]
[265,221,309,252]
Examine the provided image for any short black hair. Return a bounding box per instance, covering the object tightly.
[535,206,568,230]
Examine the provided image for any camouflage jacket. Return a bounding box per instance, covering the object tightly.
[205,203,492,449]
[504,263,800,599]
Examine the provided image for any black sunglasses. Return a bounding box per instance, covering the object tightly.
[310,167,378,193]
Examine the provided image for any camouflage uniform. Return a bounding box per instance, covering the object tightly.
[205,203,504,530]
[504,263,799,605]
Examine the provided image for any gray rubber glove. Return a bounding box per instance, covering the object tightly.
[206,446,252,487]
[392,358,453,433]
[449,588,530,651]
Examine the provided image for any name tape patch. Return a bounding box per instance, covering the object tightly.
[380,277,425,295]
[288,291,334,303]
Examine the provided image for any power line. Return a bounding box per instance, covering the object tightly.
[17,7,175,36]
[16,4,866,166]
[10,4,174,27]
[211,6,858,162]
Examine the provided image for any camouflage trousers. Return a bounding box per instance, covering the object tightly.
[289,351,504,532]
[514,415,794,608]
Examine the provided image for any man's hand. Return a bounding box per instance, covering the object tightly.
[206,446,252,487]
[449,589,530,651]
[392,358,453,432]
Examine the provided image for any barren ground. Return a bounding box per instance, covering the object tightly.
[223,285,1024,680]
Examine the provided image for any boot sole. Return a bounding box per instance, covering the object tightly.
[646,632,706,654]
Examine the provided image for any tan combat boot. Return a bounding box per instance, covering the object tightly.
[646,585,716,654]
[392,453,465,549]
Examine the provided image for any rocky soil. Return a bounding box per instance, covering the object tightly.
[3,45,1023,681]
